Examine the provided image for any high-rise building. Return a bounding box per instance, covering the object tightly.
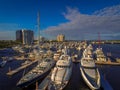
[16,30,22,42]
[57,34,65,42]
[22,30,34,44]
[16,29,34,44]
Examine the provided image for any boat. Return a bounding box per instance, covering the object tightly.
[17,58,55,88]
[116,58,120,63]
[0,60,7,67]
[87,44,93,50]
[83,48,93,58]
[48,54,73,90]
[80,57,101,90]
[95,48,107,62]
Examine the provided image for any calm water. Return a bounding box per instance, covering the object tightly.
[0,44,120,90]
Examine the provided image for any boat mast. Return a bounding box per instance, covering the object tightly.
[37,12,40,47]
[98,32,101,48]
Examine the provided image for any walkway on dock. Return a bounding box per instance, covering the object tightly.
[6,60,38,76]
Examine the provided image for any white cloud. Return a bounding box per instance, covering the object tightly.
[43,5,120,40]
[94,5,120,16]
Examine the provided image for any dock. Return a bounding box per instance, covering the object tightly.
[95,61,120,65]
[6,60,38,76]
[72,59,120,65]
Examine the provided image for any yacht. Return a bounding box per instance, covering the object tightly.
[48,54,72,90]
[95,48,107,62]
[87,44,93,50]
[17,58,55,88]
[83,48,93,58]
[80,57,101,90]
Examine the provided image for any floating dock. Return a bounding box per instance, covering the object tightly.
[72,59,120,65]
[6,60,38,76]
[95,61,120,65]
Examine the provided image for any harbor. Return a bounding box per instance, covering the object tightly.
[0,42,120,90]
[0,0,120,90]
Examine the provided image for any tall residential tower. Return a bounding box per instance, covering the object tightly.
[16,29,34,44]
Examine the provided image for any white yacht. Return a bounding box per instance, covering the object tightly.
[48,54,72,90]
[95,48,107,62]
[80,57,101,90]
[17,58,55,88]
[87,44,93,50]
[83,48,93,58]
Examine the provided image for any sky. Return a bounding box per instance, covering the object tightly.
[0,0,120,40]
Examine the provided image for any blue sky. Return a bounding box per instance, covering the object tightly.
[0,0,120,40]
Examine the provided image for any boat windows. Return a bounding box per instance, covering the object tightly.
[57,65,69,68]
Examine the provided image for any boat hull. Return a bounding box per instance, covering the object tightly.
[49,64,72,90]
[17,68,52,88]
[80,66,100,90]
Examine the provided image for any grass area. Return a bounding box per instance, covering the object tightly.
[0,40,21,49]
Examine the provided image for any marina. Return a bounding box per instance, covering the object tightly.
[0,43,120,90]
[0,0,120,90]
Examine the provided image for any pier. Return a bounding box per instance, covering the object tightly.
[73,60,120,65]
[6,60,38,76]
[72,59,120,65]
[95,61,120,65]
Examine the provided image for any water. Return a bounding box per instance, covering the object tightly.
[0,44,120,90]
